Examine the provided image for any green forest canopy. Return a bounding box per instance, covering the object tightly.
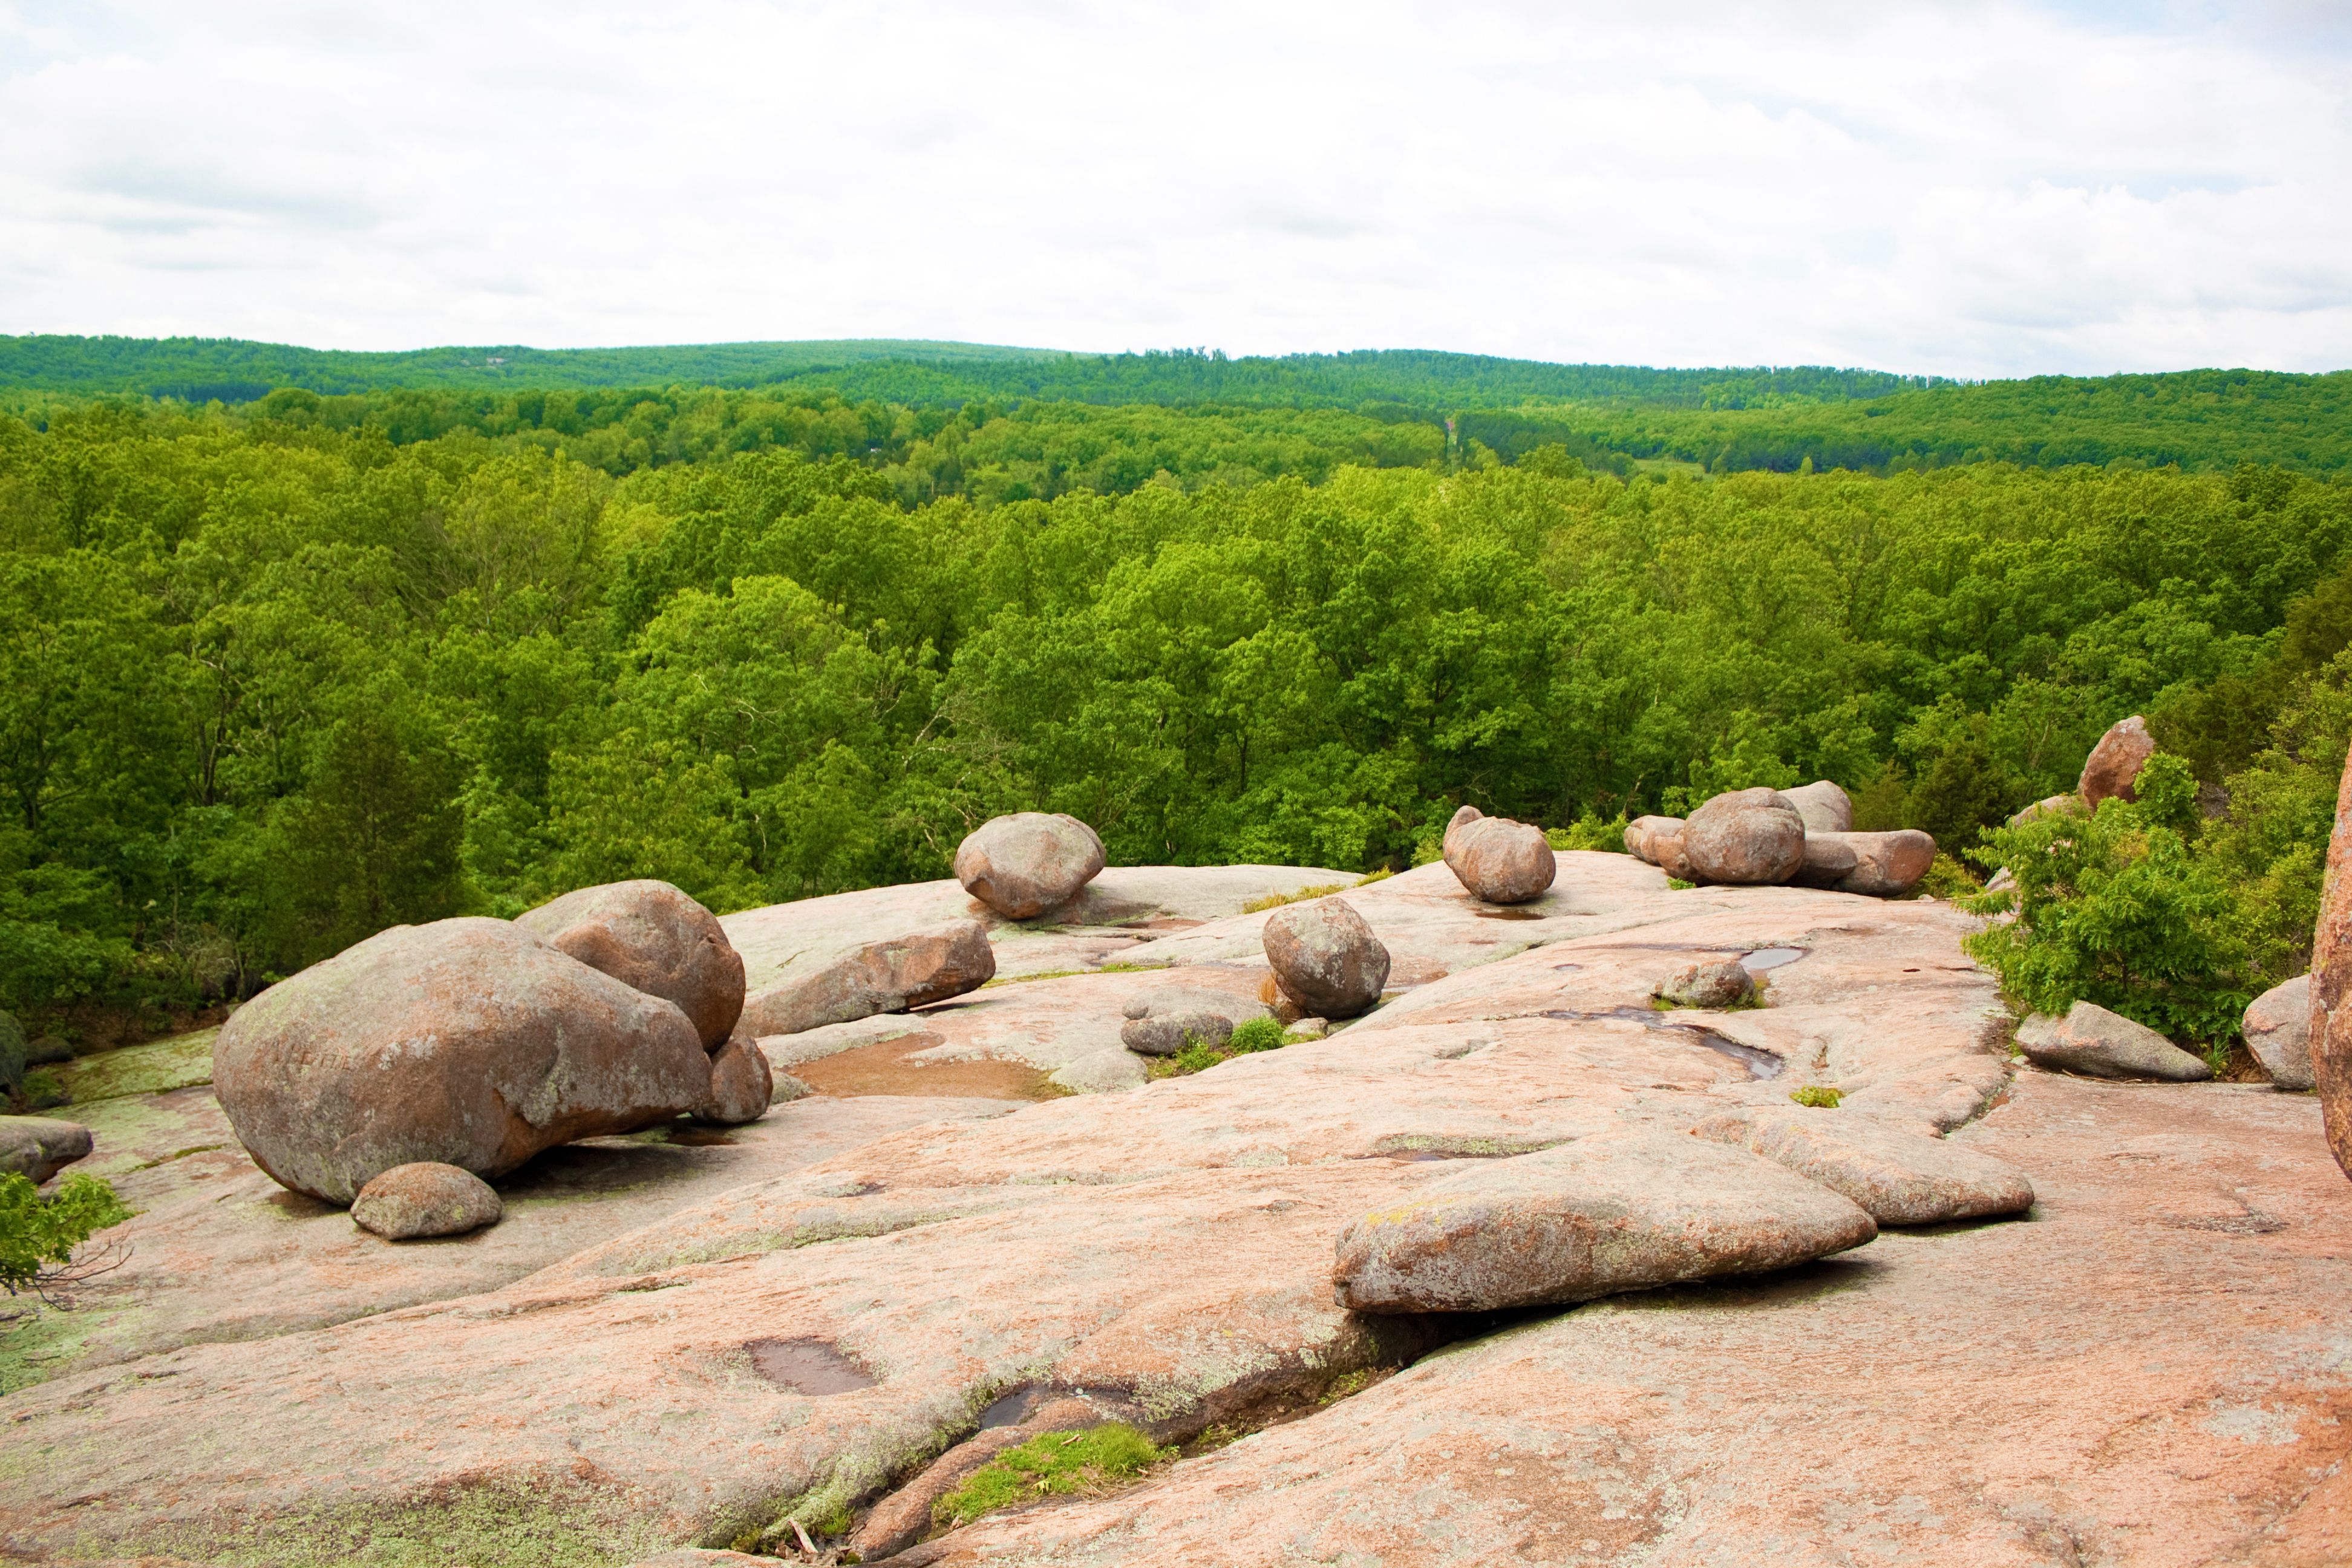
[3,337,2349,1048]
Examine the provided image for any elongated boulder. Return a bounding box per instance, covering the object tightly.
[0,1116,93,1183]
[697,1034,775,1125]
[737,918,996,1036]
[955,812,1107,918]
[1443,810,1556,904]
[1680,788,1806,886]
[212,918,713,1204]
[1794,829,1938,897]
[2314,757,2352,1178]
[350,1161,503,1240]
[2079,715,2155,808]
[2014,1001,2210,1082]
[2244,974,2314,1091]
[1333,1130,1877,1313]
[515,880,745,1049]
[1691,1107,2034,1224]
[1263,897,1390,1019]
[1120,1011,1234,1057]
[1780,780,1854,835]
[1623,815,1683,865]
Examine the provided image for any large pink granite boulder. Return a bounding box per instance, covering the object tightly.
[1680,788,1806,885]
[954,813,1106,918]
[515,880,745,1050]
[1441,807,1556,904]
[2079,715,2155,808]
[1263,897,1391,1018]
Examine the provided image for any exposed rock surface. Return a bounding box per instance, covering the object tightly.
[2079,714,2156,808]
[0,1115,93,1183]
[954,812,1107,918]
[2243,973,2314,1091]
[1794,829,1938,896]
[1622,814,1683,865]
[350,1161,504,1240]
[1691,1105,2036,1224]
[1779,779,1854,834]
[1331,1129,1878,1312]
[1119,1011,1234,1057]
[514,879,745,1049]
[2318,753,2352,1178]
[738,918,995,1036]
[1263,897,1391,1017]
[2016,1001,2213,1082]
[1655,960,1753,1009]
[697,1034,775,1125]
[1442,809,1557,904]
[1678,787,1806,885]
[211,917,713,1203]
[2007,792,2084,828]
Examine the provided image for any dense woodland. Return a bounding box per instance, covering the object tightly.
[5,355,2351,1053]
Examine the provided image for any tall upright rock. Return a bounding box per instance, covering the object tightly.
[2310,759,2352,1181]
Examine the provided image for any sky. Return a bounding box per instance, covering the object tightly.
[2,0,2348,377]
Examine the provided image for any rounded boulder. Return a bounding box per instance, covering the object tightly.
[214,918,713,1204]
[1446,812,1556,904]
[515,880,745,1050]
[697,1033,776,1125]
[1263,897,1391,1019]
[2079,716,2155,809]
[351,1162,503,1240]
[1680,788,1806,886]
[954,813,1107,919]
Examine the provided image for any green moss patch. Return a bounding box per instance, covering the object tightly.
[933,1423,1166,1531]
[54,1028,218,1103]
[1790,1085,1844,1108]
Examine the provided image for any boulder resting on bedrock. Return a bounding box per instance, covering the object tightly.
[954,812,1107,918]
[514,879,745,1049]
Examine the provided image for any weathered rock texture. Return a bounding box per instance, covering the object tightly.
[1793,829,1938,897]
[1263,897,1391,1017]
[0,1115,93,1183]
[738,919,996,1036]
[2316,753,2352,1178]
[212,918,713,1203]
[350,1161,504,1240]
[1779,779,1854,835]
[1678,787,1806,885]
[1442,809,1557,904]
[2243,973,2314,1091]
[514,879,746,1050]
[1331,1130,1878,1313]
[1691,1106,2035,1224]
[1655,960,1753,1009]
[1622,814,1683,865]
[697,1034,775,1125]
[1119,1011,1234,1057]
[2016,1001,2212,1082]
[2079,714,2156,808]
[954,812,1107,918]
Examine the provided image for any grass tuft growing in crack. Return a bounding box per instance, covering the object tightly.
[932,1423,1166,1530]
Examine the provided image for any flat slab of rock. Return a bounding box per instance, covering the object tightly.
[955,812,1106,918]
[2244,973,2314,1091]
[1331,1129,1877,1312]
[1691,1105,2035,1224]
[515,879,745,1048]
[351,1161,503,1240]
[739,918,995,1036]
[0,1116,93,1183]
[2016,1001,2212,1082]
[213,918,713,1203]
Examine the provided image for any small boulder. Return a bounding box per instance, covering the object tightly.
[1623,815,1684,866]
[2079,716,2155,809]
[516,880,746,1050]
[2007,793,2084,829]
[1656,961,1755,1009]
[2014,1001,2212,1082]
[1263,898,1391,1019]
[1780,780,1854,835]
[2243,974,2314,1091]
[1048,1047,1149,1094]
[1794,830,1937,897]
[738,919,996,1036]
[1446,814,1557,904]
[1691,1108,2035,1225]
[697,1034,776,1125]
[954,813,1107,919]
[350,1162,503,1240]
[1120,1011,1235,1057]
[1332,1130,1877,1313]
[0,1116,94,1183]
[1679,788,1806,886]
[1289,1017,1330,1041]
[214,918,713,1204]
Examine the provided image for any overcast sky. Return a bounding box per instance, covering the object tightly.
[3,1,2347,377]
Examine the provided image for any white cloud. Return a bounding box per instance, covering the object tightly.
[1,0,2346,375]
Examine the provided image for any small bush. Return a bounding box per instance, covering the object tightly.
[17,1069,67,1111]
[1226,1016,1287,1054]
[933,1423,1165,1529]
[1241,883,1345,915]
[1916,854,1980,901]
[1546,813,1632,853]
[1666,877,1696,891]
[0,1172,130,1297]
[1790,1085,1843,1108]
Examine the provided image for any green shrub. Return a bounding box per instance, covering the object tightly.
[1915,854,1980,901]
[1226,1016,1287,1054]
[0,1172,130,1296]
[1546,813,1631,853]
[1790,1085,1843,1108]
[933,1424,1165,1530]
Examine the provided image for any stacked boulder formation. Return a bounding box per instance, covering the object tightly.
[1624,780,1935,897]
[211,881,770,1232]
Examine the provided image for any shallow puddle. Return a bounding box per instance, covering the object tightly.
[789,1036,1062,1100]
[745,1336,877,1395]
[1538,1007,1785,1079]
[1742,947,1806,971]
[1472,907,1549,920]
